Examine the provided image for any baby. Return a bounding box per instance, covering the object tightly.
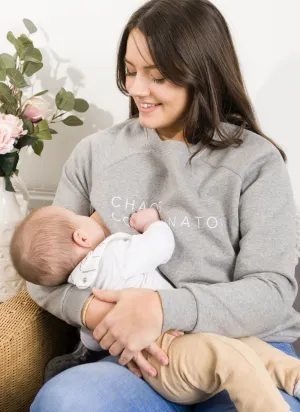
[10,205,300,412]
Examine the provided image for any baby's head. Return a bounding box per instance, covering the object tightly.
[10,205,107,287]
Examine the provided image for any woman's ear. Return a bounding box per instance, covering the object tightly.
[72,229,92,248]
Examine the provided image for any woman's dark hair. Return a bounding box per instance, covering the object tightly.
[116,0,286,163]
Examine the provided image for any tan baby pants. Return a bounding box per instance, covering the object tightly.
[142,332,300,412]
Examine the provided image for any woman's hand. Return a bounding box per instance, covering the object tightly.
[126,342,167,377]
[126,330,184,378]
[92,288,166,371]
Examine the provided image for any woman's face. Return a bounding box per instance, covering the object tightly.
[125,28,189,141]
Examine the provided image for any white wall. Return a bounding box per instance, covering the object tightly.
[214,0,300,204]
[0,0,299,203]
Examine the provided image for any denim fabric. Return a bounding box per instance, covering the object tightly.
[31,342,300,412]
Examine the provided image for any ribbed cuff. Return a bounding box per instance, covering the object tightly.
[62,286,92,327]
[157,288,198,332]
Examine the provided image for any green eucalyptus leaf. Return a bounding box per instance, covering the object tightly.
[73,98,89,113]
[18,34,33,47]
[23,47,42,63]
[55,88,75,111]
[23,61,43,76]
[20,44,34,61]
[32,139,44,155]
[35,130,52,140]
[55,88,64,108]
[7,32,23,56]
[0,82,13,100]
[0,53,15,70]
[34,120,52,140]
[48,128,57,134]
[7,31,16,44]
[33,89,48,97]
[35,120,49,132]
[0,82,18,112]
[32,48,42,61]
[0,70,6,81]
[62,115,83,126]
[23,19,37,34]
[7,68,28,88]
[6,32,30,60]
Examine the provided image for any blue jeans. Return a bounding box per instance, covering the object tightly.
[31,342,300,411]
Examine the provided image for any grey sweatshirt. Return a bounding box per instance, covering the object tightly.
[27,118,300,342]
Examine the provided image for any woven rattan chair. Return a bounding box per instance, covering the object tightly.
[1,206,300,412]
[0,287,78,412]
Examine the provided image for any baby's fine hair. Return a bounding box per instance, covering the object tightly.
[10,206,79,287]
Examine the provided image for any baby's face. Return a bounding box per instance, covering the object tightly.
[46,206,106,249]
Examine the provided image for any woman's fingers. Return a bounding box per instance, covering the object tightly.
[92,288,120,303]
[108,340,124,357]
[145,342,168,365]
[93,323,107,342]
[118,347,136,366]
[126,359,142,378]
[130,351,157,377]
[99,330,117,350]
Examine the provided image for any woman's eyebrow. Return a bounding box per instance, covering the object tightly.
[124,57,156,69]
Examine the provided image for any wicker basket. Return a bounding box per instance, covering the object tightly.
[0,288,77,412]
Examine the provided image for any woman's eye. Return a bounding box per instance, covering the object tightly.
[152,77,165,84]
[125,68,165,84]
[125,70,136,77]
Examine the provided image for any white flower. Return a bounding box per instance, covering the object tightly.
[0,114,27,155]
[23,97,50,122]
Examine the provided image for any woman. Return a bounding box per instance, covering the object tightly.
[29,0,300,410]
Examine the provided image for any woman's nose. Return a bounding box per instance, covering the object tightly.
[128,75,151,98]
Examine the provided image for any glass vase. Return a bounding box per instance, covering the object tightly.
[0,175,29,302]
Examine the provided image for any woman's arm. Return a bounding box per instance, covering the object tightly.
[158,145,298,337]
[27,137,95,327]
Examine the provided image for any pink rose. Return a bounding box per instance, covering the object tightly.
[0,114,27,155]
[23,97,50,122]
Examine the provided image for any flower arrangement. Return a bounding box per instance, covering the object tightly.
[0,18,89,191]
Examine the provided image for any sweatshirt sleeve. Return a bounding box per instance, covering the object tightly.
[27,137,94,327]
[157,146,298,337]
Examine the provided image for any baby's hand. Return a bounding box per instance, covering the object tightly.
[129,208,160,233]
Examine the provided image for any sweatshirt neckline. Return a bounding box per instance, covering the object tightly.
[145,127,204,155]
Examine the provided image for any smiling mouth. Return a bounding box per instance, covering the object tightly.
[139,103,162,107]
[139,104,162,113]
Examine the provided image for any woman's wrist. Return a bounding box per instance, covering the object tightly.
[84,295,115,330]
[81,294,95,328]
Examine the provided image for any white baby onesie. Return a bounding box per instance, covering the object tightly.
[68,220,175,351]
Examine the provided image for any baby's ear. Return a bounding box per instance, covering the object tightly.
[72,229,92,248]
